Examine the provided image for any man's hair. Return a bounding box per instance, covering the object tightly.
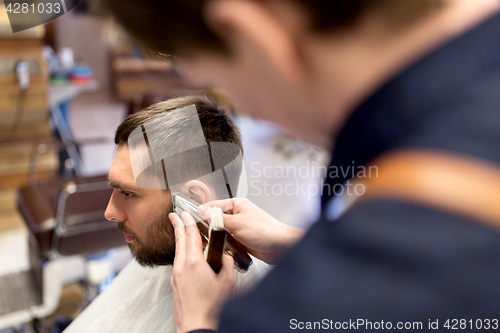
[98,0,443,56]
[115,95,243,198]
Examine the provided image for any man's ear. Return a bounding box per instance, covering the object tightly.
[179,180,212,204]
[203,0,305,83]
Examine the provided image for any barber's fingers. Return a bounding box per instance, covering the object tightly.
[169,213,186,265]
[196,210,241,237]
[217,255,235,298]
[219,255,235,282]
[197,198,247,218]
[181,212,204,259]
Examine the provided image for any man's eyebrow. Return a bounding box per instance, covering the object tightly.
[108,178,137,192]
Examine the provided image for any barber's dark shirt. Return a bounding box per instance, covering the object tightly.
[193,12,500,333]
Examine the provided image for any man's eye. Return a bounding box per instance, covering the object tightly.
[121,191,134,198]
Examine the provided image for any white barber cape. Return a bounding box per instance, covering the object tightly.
[63,257,270,333]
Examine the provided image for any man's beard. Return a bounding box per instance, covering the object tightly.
[118,204,176,268]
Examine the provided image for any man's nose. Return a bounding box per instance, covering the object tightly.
[105,189,126,222]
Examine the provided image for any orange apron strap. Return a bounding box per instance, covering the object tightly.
[349,150,500,229]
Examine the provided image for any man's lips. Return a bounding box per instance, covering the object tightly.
[124,234,135,243]
[118,224,136,243]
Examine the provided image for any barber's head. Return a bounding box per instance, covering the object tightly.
[105,95,243,267]
[99,0,444,147]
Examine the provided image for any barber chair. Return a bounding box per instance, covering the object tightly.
[18,175,125,259]
[17,141,126,259]
[0,141,126,331]
[0,235,63,331]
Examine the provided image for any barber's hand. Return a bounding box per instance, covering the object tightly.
[197,198,306,264]
[169,212,235,333]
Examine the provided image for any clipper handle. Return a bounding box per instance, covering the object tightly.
[172,193,253,272]
[196,221,253,272]
[206,229,227,273]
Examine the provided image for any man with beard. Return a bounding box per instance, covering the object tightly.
[96,0,500,332]
[62,95,270,333]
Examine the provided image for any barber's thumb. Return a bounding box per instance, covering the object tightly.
[198,204,234,221]
[197,204,211,219]
[220,255,235,280]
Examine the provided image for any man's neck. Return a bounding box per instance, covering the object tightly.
[306,0,500,149]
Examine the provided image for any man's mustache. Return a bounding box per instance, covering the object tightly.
[117,223,139,240]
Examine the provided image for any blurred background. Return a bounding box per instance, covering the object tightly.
[0,1,328,331]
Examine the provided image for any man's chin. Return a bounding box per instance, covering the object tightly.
[128,244,175,267]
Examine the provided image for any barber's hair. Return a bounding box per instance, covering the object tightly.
[115,95,243,198]
[98,0,443,56]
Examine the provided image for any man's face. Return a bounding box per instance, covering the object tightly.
[174,1,334,148]
[179,55,287,125]
[178,52,319,145]
[105,144,176,267]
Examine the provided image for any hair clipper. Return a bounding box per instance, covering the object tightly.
[172,192,253,273]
